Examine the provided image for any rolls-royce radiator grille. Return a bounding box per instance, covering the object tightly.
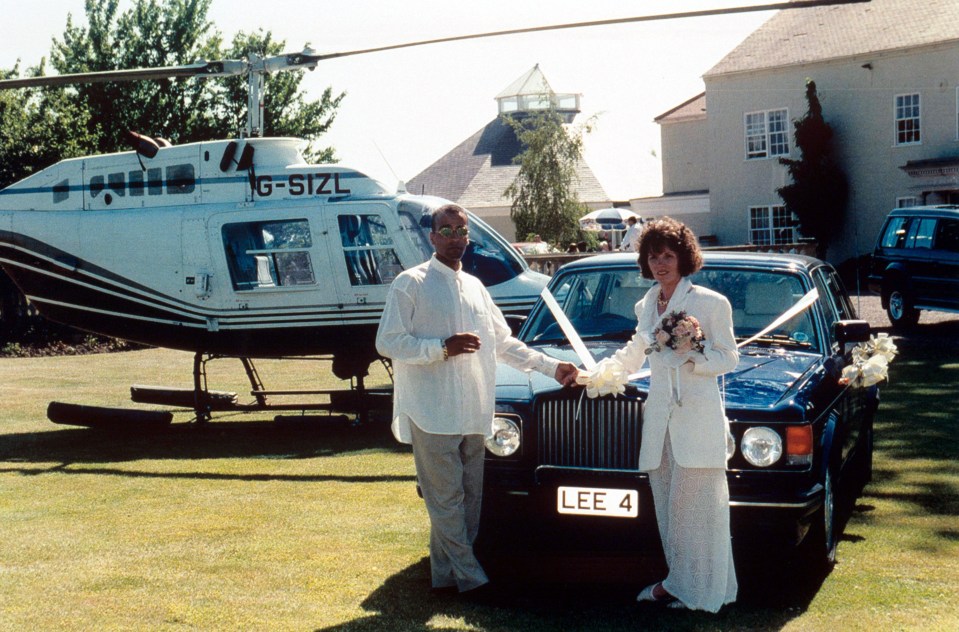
[537,397,642,470]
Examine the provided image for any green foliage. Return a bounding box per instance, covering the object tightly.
[504,110,593,246]
[0,0,344,189]
[0,61,97,187]
[777,79,848,259]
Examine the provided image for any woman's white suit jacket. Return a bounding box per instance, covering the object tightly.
[610,277,739,471]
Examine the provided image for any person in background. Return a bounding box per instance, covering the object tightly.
[622,216,642,252]
[599,216,738,612]
[376,203,579,600]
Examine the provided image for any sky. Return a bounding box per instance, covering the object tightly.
[0,1,776,200]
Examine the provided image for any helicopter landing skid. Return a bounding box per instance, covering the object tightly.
[129,352,393,425]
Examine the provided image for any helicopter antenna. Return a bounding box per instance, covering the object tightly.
[0,1,869,137]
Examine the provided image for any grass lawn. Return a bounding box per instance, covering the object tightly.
[1,325,957,631]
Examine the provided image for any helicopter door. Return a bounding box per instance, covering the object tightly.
[328,204,404,305]
[181,216,214,300]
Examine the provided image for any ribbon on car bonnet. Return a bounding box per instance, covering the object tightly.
[540,287,597,370]
[542,285,821,395]
[626,288,820,382]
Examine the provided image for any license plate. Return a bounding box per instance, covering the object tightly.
[557,486,638,518]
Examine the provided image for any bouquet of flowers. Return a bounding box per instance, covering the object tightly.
[645,310,706,355]
[840,333,898,387]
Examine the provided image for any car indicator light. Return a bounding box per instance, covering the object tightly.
[786,425,814,466]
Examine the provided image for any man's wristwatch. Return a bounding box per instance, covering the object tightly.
[441,340,449,361]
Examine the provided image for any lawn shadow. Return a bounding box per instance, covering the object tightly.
[861,323,959,521]
[0,416,408,472]
[314,555,817,632]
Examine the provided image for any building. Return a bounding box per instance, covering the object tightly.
[634,0,959,264]
[407,65,611,241]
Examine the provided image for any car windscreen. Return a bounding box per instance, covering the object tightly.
[524,266,819,351]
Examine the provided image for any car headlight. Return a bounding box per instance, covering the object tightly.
[486,416,521,457]
[741,426,783,467]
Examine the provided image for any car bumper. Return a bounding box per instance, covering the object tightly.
[481,465,824,553]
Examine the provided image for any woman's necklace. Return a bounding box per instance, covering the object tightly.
[657,290,670,308]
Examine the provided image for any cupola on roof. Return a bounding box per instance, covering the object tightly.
[496,64,581,123]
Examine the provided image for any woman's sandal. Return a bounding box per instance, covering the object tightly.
[636,582,676,604]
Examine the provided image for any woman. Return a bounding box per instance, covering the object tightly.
[606,217,738,612]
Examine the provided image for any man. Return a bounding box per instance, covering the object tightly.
[622,216,642,252]
[376,203,578,598]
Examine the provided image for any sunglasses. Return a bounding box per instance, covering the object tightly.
[436,226,469,238]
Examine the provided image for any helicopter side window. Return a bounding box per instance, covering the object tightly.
[338,214,403,286]
[108,173,126,197]
[147,168,163,196]
[166,164,195,194]
[129,171,144,197]
[222,219,315,291]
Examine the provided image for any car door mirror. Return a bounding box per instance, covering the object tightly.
[834,319,871,348]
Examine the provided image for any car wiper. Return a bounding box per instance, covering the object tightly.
[737,334,813,348]
[599,329,638,341]
[530,335,570,346]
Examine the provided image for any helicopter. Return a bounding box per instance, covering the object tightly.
[0,1,864,427]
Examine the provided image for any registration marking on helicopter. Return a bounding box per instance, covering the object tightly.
[254,173,351,197]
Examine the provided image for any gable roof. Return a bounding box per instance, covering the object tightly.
[655,92,707,124]
[705,0,959,77]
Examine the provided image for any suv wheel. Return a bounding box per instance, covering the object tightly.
[887,286,919,329]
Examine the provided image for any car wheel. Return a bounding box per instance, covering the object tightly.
[886,286,919,329]
[804,466,838,571]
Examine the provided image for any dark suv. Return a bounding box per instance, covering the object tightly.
[868,205,959,329]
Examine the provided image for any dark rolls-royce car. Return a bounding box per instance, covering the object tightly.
[477,252,877,578]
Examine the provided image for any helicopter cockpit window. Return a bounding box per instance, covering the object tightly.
[459,217,525,287]
[338,214,403,286]
[222,219,315,291]
[398,211,433,261]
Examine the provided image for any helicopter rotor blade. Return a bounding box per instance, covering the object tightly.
[0,59,247,90]
[305,0,870,62]
[0,1,868,91]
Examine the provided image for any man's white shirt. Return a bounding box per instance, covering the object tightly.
[376,256,560,443]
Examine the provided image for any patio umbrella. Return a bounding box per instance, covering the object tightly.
[579,207,639,230]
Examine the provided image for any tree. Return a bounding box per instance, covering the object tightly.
[504,110,594,247]
[777,79,848,259]
[2,0,343,185]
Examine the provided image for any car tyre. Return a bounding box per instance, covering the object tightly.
[886,285,919,329]
[802,465,838,573]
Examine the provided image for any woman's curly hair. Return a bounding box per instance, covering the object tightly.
[637,216,704,279]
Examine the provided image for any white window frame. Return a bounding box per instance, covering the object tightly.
[749,205,797,245]
[744,108,790,160]
[896,196,919,208]
[894,93,921,146]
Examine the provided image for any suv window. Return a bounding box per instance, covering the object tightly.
[906,218,936,249]
[935,219,959,253]
[880,216,909,248]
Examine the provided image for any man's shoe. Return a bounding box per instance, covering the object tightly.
[460,582,499,606]
[430,585,458,596]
